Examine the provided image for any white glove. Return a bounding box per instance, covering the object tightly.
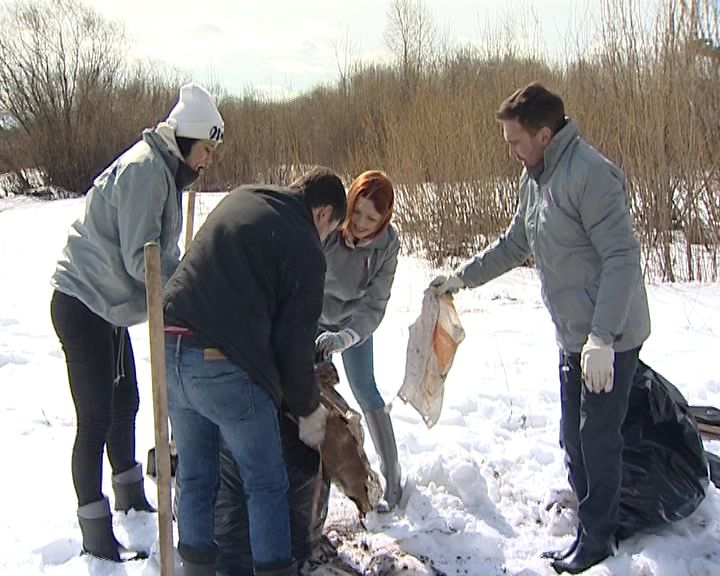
[429,274,465,295]
[315,329,360,358]
[581,334,615,393]
[298,404,327,448]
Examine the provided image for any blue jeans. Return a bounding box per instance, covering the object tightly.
[166,335,291,567]
[341,335,385,413]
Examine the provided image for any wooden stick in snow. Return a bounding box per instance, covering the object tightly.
[144,242,174,576]
[184,191,196,253]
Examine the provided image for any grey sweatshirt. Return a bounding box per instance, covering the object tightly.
[51,129,188,326]
[319,225,400,339]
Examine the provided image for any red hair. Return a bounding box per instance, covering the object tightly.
[340,170,394,242]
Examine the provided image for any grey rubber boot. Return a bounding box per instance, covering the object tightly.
[77,497,145,562]
[365,407,402,511]
[254,559,297,575]
[112,463,156,513]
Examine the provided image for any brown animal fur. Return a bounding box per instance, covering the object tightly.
[315,362,382,515]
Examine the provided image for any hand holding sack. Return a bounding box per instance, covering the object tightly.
[429,274,465,295]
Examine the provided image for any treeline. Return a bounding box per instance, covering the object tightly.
[0,0,718,281]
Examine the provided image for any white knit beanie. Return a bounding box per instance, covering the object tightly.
[166,83,224,144]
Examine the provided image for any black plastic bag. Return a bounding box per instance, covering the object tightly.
[617,360,709,538]
[214,413,330,576]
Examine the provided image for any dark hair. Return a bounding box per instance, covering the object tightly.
[495,82,566,135]
[175,136,198,159]
[291,166,347,222]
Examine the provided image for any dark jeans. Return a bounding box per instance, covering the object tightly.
[559,346,640,547]
[50,290,139,506]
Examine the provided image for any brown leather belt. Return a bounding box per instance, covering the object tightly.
[164,326,227,360]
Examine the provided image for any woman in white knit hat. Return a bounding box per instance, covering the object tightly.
[49,83,223,562]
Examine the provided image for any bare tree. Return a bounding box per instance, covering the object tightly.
[0,0,126,193]
[384,0,438,85]
[333,27,358,95]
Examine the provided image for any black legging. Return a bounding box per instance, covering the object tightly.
[50,290,139,506]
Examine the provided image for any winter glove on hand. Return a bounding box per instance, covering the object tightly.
[315,329,360,358]
[429,274,465,295]
[581,334,615,393]
[298,404,327,448]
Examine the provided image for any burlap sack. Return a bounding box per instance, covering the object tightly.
[398,290,465,428]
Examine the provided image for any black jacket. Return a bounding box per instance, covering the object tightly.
[163,185,325,417]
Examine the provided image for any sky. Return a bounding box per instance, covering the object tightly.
[81,0,603,99]
[2,194,720,575]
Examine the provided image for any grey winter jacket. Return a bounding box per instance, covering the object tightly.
[51,129,188,327]
[319,225,400,339]
[457,119,650,353]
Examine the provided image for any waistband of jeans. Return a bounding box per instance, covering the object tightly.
[164,329,214,350]
[164,325,193,336]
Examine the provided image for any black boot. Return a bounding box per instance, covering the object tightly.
[77,497,146,562]
[254,559,297,575]
[541,525,581,561]
[179,543,218,575]
[551,540,613,574]
[365,407,402,511]
[182,559,217,576]
[113,463,156,513]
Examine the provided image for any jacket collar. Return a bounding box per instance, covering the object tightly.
[143,128,198,191]
[341,226,392,251]
[536,118,579,182]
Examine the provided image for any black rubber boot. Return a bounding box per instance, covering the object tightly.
[541,525,581,561]
[179,543,218,575]
[183,559,217,576]
[254,559,297,575]
[551,540,613,574]
[113,463,156,513]
[365,407,402,511]
[77,497,146,562]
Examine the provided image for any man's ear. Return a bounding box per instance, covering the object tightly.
[539,126,553,146]
[311,205,329,229]
[316,205,333,224]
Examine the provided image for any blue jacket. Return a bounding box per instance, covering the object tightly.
[457,120,650,353]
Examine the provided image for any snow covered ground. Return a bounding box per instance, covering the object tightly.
[2,196,720,576]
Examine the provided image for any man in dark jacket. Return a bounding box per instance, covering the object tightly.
[432,83,650,574]
[162,167,346,576]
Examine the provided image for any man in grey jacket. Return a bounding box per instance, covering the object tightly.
[431,82,650,574]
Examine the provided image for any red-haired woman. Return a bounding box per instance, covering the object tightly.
[315,170,402,511]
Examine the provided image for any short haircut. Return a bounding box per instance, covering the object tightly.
[340,170,394,242]
[496,82,566,135]
[290,166,347,222]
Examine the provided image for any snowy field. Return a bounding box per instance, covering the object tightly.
[2,196,720,575]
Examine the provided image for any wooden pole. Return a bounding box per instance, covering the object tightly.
[143,242,174,576]
[184,191,196,253]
